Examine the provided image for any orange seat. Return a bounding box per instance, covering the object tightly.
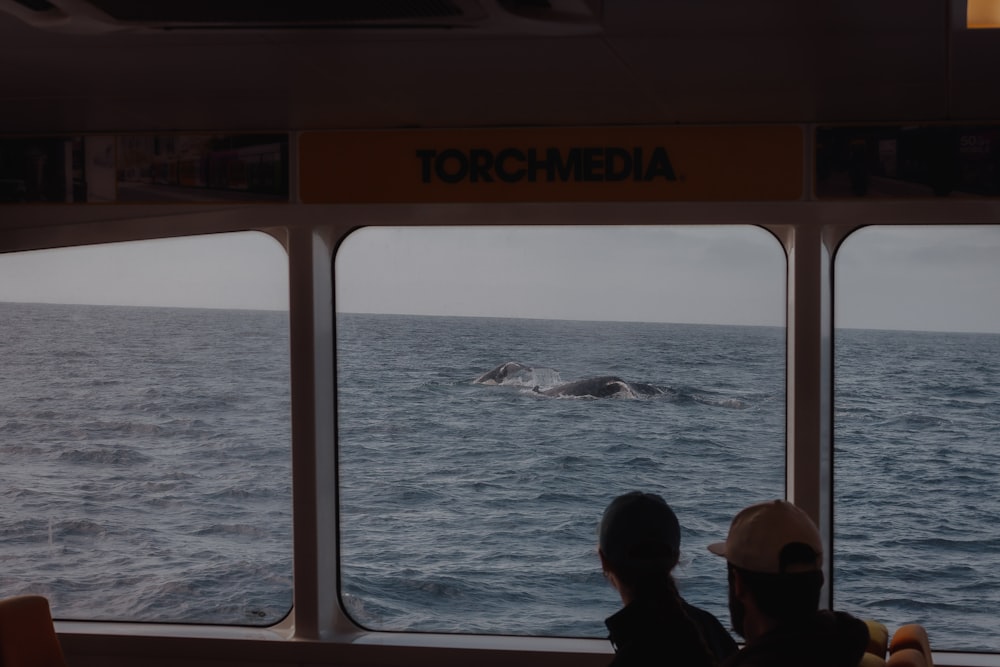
[887,647,928,667]
[860,651,887,667]
[0,595,68,667]
[889,623,934,667]
[864,619,890,658]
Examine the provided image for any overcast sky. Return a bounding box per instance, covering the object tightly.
[0,232,289,311]
[1,225,999,333]
[835,225,1000,334]
[336,226,785,326]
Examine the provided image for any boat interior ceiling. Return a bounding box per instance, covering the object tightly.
[0,0,997,134]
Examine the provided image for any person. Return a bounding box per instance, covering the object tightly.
[707,500,869,667]
[599,491,738,666]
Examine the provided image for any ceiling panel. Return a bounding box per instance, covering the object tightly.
[0,1,997,133]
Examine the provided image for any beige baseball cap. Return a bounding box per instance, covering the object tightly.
[708,500,822,574]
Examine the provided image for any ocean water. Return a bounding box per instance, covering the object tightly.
[2,304,998,652]
[337,313,786,639]
[0,302,292,625]
[337,313,1000,652]
[833,328,1000,651]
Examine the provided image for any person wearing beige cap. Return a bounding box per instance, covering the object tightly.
[708,500,868,667]
[599,491,737,667]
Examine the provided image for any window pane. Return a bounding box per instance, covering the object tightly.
[0,232,292,625]
[335,225,785,636]
[834,225,1000,652]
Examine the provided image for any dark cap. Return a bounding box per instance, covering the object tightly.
[599,492,681,566]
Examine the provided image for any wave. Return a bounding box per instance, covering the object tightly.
[54,518,108,538]
[881,413,953,429]
[0,519,50,542]
[51,349,95,360]
[194,524,270,539]
[58,447,151,465]
[690,393,749,409]
[0,441,45,456]
[207,486,284,501]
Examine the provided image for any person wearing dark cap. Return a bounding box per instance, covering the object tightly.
[707,500,868,667]
[599,491,738,667]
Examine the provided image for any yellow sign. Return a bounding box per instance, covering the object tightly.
[299,126,803,203]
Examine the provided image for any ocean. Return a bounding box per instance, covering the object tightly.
[0,302,292,624]
[2,303,998,652]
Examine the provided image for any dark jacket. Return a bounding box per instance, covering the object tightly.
[606,597,739,667]
[722,611,868,667]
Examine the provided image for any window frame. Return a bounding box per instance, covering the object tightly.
[0,229,294,626]
[2,199,999,667]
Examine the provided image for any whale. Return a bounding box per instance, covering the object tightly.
[534,376,664,399]
[475,363,665,399]
[474,361,533,385]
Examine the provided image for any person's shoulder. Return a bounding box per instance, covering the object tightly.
[681,600,739,657]
[730,610,868,667]
[820,610,870,653]
[815,610,868,640]
[681,600,731,634]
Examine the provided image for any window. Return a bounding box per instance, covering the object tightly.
[335,225,785,636]
[0,232,292,625]
[834,225,1000,652]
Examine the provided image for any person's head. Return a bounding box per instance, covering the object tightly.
[598,491,681,602]
[708,500,824,639]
